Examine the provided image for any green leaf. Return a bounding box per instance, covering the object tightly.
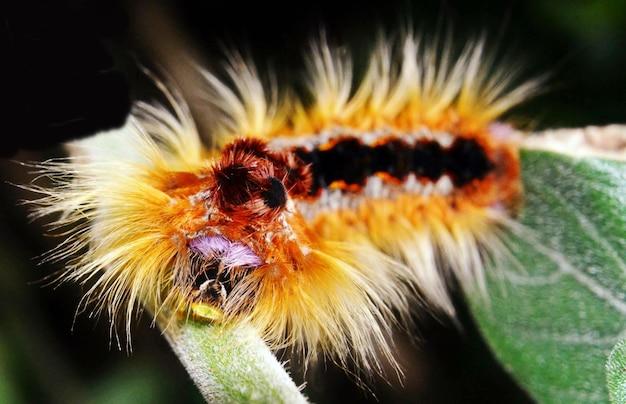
[469,149,626,403]
[607,339,626,404]
[166,320,307,404]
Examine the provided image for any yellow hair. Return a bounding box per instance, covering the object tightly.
[203,35,540,142]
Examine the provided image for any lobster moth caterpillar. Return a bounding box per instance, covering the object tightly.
[27,35,539,372]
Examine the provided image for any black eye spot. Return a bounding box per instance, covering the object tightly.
[262,177,287,209]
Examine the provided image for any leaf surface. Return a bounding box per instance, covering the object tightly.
[470,150,626,403]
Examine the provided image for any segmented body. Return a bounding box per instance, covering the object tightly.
[29,35,537,370]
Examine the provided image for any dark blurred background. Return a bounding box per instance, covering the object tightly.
[1,0,625,403]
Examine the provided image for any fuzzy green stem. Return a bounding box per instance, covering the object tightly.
[166,320,307,404]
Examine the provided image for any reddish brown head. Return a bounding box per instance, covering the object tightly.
[211,138,312,225]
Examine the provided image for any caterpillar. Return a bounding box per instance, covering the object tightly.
[27,34,540,373]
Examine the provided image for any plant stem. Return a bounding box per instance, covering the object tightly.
[165,320,307,404]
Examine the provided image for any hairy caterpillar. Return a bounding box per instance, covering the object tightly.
[27,34,539,373]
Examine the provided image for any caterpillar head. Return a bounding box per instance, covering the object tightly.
[172,138,314,310]
[211,137,311,223]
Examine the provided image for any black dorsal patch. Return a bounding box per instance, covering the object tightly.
[294,136,494,195]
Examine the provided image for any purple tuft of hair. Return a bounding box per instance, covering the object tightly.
[190,235,262,268]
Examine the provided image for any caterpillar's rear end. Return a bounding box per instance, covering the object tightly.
[26,35,538,375]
